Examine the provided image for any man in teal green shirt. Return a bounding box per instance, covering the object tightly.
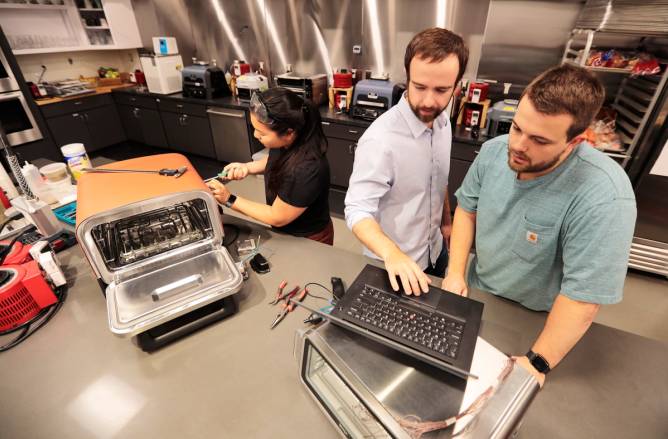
[443,64,636,386]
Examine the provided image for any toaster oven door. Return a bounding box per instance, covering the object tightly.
[105,245,242,336]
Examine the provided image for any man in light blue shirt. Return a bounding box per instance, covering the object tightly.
[443,64,636,386]
[345,28,468,295]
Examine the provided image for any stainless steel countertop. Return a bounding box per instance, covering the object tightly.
[2,215,667,438]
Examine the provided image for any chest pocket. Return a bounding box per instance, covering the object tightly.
[511,215,559,262]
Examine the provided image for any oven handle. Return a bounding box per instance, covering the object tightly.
[151,274,203,301]
[0,90,22,101]
[206,109,244,118]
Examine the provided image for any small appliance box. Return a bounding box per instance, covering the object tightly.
[152,37,178,55]
[140,54,183,94]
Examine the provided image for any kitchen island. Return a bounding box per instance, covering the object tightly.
[2,215,666,438]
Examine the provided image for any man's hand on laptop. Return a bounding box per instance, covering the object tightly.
[442,273,468,297]
[384,248,431,296]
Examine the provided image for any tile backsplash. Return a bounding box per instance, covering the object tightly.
[16,49,141,83]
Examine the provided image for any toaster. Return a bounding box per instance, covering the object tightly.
[182,61,231,100]
[76,153,242,351]
[274,72,328,106]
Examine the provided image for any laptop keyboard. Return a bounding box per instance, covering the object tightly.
[343,284,465,360]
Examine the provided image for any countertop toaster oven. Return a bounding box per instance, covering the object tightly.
[75,153,242,351]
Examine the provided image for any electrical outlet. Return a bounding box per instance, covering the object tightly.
[353,45,361,55]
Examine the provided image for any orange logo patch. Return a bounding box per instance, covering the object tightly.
[526,231,538,244]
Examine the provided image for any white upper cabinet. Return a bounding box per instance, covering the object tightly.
[0,0,142,54]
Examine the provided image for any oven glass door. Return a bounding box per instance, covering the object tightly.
[302,341,391,439]
[0,91,42,145]
[0,50,19,93]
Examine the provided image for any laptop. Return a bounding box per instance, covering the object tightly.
[330,264,484,378]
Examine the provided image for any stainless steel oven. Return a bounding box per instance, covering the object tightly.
[0,34,43,146]
[0,90,43,145]
[0,48,19,93]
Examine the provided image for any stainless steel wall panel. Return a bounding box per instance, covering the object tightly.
[189,1,270,72]
[133,0,198,64]
[131,0,492,85]
[261,0,363,80]
[478,1,582,86]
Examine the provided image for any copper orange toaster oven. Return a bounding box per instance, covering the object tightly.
[75,153,242,351]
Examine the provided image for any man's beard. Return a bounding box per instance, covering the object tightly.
[507,148,562,173]
[408,94,448,123]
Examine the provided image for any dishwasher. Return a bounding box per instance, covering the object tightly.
[207,107,253,163]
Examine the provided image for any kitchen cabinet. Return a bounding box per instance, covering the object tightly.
[321,120,366,188]
[161,110,215,159]
[448,141,481,212]
[43,94,125,152]
[117,105,167,149]
[0,0,141,54]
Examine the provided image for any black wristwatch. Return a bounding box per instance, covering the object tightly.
[224,194,237,208]
[526,350,551,374]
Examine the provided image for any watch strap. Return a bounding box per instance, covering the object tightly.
[224,194,237,208]
[526,350,551,374]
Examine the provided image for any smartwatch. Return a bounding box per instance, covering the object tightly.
[224,194,237,208]
[526,350,551,374]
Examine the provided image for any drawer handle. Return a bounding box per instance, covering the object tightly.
[130,97,136,102]
[207,109,244,118]
[155,98,160,103]
[321,121,330,126]
[176,104,184,108]
[133,107,140,118]
[74,101,82,105]
[348,143,357,155]
[348,129,358,134]
[152,274,203,301]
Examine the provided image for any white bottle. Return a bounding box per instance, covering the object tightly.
[0,161,19,199]
[21,161,57,204]
[60,142,91,181]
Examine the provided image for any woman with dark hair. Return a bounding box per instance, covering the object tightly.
[208,87,334,245]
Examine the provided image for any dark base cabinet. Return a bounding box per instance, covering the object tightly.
[85,105,125,151]
[448,140,482,212]
[322,121,366,188]
[41,94,125,152]
[327,137,357,187]
[448,158,471,212]
[45,112,92,150]
[117,105,168,149]
[161,112,215,159]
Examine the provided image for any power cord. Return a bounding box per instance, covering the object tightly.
[0,211,25,234]
[0,224,65,352]
[0,224,36,266]
[222,223,241,247]
[0,283,68,352]
[304,282,333,301]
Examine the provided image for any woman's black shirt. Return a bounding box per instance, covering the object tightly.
[264,147,331,236]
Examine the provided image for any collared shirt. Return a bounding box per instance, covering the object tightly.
[456,135,636,311]
[344,94,451,269]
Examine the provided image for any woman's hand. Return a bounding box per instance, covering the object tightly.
[207,178,231,204]
[222,162,250,180]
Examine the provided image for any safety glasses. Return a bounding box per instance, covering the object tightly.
[250,92,275,125]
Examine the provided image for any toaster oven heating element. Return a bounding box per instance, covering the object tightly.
[91,199,213,270]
